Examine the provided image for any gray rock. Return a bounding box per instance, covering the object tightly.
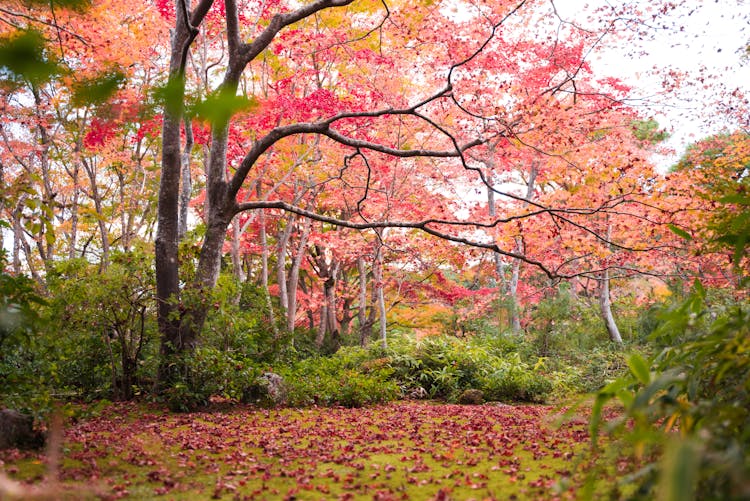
[242,372,287,407]
[457,389,484,405]
[406,386,428,400]
[0,409,44,449]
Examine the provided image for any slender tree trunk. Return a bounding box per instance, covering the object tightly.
[276,220,293,313]
[376,273,387,350]
[483,145,508,333]
[259,207,279,336]
[508,242,523,334]
[340,295,353,339]
[599,267,622,343]
[82,159,110,270]
[287,217,311,332]
[599,220,623,343]
[373,229,388,349]
[357,256,370,346]
[178,118,194,241]
[12,196,25,274]
[315,303,327,346]
[231,219,243,280]
[67,165,80,259]
[508,163,537,335]
[155,4,197,384]
[32,86,55,273]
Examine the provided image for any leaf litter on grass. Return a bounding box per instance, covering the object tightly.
[0,401,600,500]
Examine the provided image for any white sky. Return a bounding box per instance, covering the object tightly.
[554,0,750,166]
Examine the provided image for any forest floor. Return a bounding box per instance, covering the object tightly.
[0,401,619,500]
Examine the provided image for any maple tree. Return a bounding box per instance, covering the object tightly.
[0,0,167,275]
[666,132,750,283]
[3,0,741,379]
[149,0,678,379]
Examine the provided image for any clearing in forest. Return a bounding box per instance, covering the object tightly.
[1,401,600,500]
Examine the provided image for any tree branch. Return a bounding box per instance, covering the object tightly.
[234,199,558,278]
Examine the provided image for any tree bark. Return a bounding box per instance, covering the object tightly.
[373,229,388,349]
[155,0,211,385]
[12,195,25,274]
[599,220,623,343]
[82,158,111,269]
[31,85,55,273]
[312,243,341,348]
[231,218,243,280]
[287,217,311,332]
[508,163,537,335]
[276,219,293,314]
[178,118,194,242]
[259,206,279,337]
[357,255,370,346]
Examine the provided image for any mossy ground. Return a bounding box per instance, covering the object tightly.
[0,401,625,500]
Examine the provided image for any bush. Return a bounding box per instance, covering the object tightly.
[201,276,291,363]
[281,349,399,407]
[528,287,613,358]
[164,346,263,412]
[378,334,554,403]
[589,283,750,500]
[43,252,157,401]
[0,251,52,418]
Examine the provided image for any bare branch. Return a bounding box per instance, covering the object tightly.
[235,199,558,278]
[0,6,88,44]
[237,0,356,67]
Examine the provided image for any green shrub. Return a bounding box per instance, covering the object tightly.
[528,288,612,357]
[164,346,263,412]
[376,334,553,403]
[43,252,157,401]
[281,352,399,408]
[478,353,553,403]
[201,275,291,363]
[589,283,750,500]
[0,251,53,419]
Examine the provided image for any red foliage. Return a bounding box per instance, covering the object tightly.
[0,402,595,499]
[83,117,119,149]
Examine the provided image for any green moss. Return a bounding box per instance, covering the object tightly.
[0,401,623,500]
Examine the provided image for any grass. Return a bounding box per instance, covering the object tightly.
[0,400,621,500]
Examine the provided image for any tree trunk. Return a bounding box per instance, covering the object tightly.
[357,256,370,346]
[276,220,293,313]
[12,195,25,274]
[315,303,327,346]
[259,207,279,337]
[32,85,55,272]
[374,229,388,349]
[155,7,195,385]
[178,118,194,241]
[340,295,353,339]
[312,243,341,348]
[287,217,311,332]
[508,241,523,334]
[599,220,623,343]
[376,273,387,350]
[508,163,537,335]
[66,164,80,259]
[599,267,622,343]
[231,218,243,280]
